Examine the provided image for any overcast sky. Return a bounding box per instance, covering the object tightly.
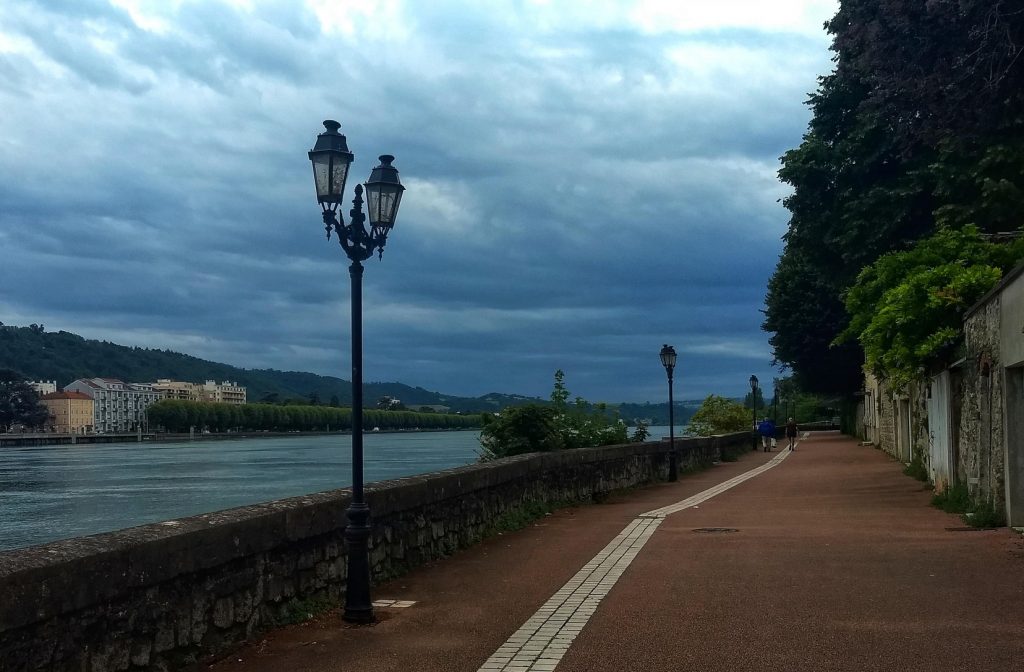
[0,0,837,403]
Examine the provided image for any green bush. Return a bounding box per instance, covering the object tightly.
[686,394,751,436]
[478,370,628,460]
[964,498,1006,528]
[903,457,929,482]
[931,481,970,513]
[479,405,564,460]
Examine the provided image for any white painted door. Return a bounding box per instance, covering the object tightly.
[927,372,952,488]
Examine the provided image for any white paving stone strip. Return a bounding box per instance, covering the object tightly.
[476,445,795,672]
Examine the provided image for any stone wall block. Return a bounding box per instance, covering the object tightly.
[129,639,152,668]
[152,619,174,653]
[89,638,130,672]
[211,598,233,630]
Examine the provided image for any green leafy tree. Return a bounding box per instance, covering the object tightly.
[549,370,627,449]
[838,226,1024,387]
[479,370,628,460]
[479,405,564,460]
[0,369,50,432]
[763,1,1024,395]
[686,395,752,437]
[742,387,765,411]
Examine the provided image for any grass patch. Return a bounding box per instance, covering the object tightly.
[482,498,579,536]
[276,594,336,626]
[931,482,970,514]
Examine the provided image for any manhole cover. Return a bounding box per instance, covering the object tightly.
[692,527,739,534]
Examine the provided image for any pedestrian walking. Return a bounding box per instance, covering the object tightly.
[785,417,798,450]
[756,417,775,452]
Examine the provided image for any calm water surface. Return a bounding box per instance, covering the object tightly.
[0,426,674,552]
[0,431,484,551]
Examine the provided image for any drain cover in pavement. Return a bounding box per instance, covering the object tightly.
[692,527,739,534]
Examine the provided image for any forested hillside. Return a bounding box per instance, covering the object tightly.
[0,323,520,411]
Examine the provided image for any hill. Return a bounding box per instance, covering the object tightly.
[0,323,527,412]
[0,323,703,421]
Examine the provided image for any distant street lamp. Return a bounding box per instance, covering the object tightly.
[308,119,405,624]
[749,374,759,452]
[660,344,678,482]
[773,378,780,425]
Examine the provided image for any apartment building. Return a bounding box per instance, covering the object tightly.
[63,378,163,433]
[39,391,94,434]
[151,379,200,401]
[199,380,246,405]
[28,380,57,396]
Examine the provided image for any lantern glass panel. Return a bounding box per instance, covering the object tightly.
[366,184,403,227]
[312,153,350,202]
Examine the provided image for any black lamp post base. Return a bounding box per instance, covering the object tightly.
[342,501,374,624]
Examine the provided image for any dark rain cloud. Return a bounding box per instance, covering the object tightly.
[0,0,836,402]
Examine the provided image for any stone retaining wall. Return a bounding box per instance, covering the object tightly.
[0,434,748,672]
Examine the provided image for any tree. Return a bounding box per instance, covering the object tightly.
[686,395,751,437]
[0,369,49,432]
[763,0,1024,395]
[479,405,564,460]
[479,370,628,460]
[376,395,403,410]
[838,226,1024,387]
[742,387,765,411]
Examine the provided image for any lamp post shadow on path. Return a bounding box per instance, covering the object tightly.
[307,119,405,624]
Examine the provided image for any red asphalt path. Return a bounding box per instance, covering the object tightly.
[207,433,1024,672]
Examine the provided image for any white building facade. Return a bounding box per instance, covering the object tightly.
[63,378,163,433]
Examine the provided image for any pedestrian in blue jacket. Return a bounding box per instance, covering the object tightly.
[757,417,775,452]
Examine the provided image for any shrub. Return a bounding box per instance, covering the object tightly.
[478,370,628,460]
[903,456,929,482]
[964,497,1006,528]
[931,481,970,513]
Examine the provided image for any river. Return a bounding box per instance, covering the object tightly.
[0,426,674,552]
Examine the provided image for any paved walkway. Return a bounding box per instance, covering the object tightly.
[208,433,1024,672]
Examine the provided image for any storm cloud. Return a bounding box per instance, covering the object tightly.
[0,0,837,402]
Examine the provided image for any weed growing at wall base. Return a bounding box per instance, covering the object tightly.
[276,594,336,626]
[903,457,929,482]
[964,498,1006,528]
[932,482,970,514]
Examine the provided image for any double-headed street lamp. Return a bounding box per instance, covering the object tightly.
[749,374,759,451]
[308,119,405,624]
[659,345,678,482]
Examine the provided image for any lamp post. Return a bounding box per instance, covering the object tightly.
[749,374,759,451]
[773,378,780,425]
[660,344,678,482]
[308,120,405,624]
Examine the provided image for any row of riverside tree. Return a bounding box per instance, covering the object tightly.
[763,1,1024,397]
[146,400,479,433]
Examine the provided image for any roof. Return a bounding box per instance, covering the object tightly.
[41,391,94,401]
[964,261,1024,319]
